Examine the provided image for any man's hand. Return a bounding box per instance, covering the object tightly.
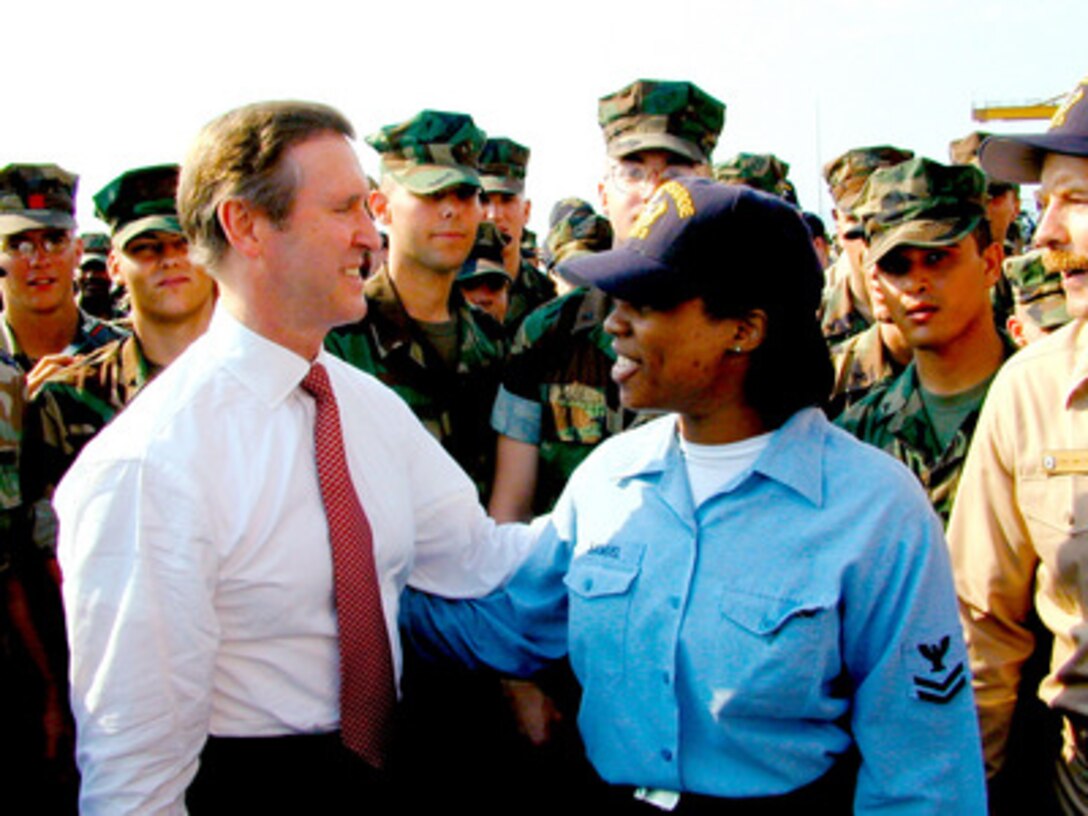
[26,354,76,399]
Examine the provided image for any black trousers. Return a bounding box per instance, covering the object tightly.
[605,750,858,815]
[186,733,390,814]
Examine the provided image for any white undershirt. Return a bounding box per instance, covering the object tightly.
[679,430,774,507]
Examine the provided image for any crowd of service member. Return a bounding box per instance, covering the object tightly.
[1,73,1087,813]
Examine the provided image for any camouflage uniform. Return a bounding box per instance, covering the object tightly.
[837,157,1010,525]
[0,164,126,370]
[477,138,555,328]
[326,266,505,498]
[0,310,123,373]
[337,110,505,498]
[827,321,906,419]
[22,335,158,506]
[506,257,555,329]
[819,145,914,345]
[0,350,24,567]
[21,164,192,557]
[495,286,637,513]
[819,254,872,344]
[835,351,1011,525]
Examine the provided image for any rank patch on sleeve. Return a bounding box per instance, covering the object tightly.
[909,635,966,704]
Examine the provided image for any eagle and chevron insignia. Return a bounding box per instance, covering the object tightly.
[911,636,965,704]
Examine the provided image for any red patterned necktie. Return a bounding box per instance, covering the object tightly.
[301,362,395,768]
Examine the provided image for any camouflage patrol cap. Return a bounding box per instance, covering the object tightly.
[856,158,986,267]
[713,153,794,199]
[458,221,511,284]
[980,76,1088,183]
[1005,249,1070,330]
[543,197,614,272]
[366,110,484,195]
[0,163,78,235]
[94,164,182,249]
[478,138,530,196]
[949,131,1017,194]
[823,145,914,213]
[79,232,110,269]
[599,79,725,164]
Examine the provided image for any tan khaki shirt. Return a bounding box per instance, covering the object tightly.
[948,317,1088,776]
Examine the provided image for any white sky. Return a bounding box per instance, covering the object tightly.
[3,0,1086,238]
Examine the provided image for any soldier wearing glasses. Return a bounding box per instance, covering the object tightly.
[22,164,215,515]
[0,164,123,376]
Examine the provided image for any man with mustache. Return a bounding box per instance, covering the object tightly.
[947,75,1088,814]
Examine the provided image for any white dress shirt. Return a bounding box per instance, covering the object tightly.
[55,307,535,815]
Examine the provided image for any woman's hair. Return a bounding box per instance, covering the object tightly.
[698,192,833,429]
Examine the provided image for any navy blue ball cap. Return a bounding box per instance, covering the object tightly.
[564,177,822,313]
[980,77,1088,184]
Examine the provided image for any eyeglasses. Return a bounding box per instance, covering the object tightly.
[1,231,73,259]
[608,162,696,194]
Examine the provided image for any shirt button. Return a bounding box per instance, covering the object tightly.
[661,749,673,762]
[1044,455,1056,471]
[583,578,593,592]
[663,672,671,685]
[669,596,680,610]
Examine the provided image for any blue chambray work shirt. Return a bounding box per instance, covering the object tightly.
[402,407,986,812]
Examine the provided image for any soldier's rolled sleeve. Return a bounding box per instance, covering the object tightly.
[491,384,543,445]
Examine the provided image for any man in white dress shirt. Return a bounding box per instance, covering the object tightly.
[54,100,535,815]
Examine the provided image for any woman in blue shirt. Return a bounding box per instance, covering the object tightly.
[403,178,986,814]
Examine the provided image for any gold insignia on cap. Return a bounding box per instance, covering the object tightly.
[628,180,696,241]
[1052,80,1087,129]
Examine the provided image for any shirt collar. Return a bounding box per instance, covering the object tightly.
[614,406,827,507]
[210,306,311,407]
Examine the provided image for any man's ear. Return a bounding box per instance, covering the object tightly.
[106,249,125,287]
[217,198,262,259]
[370,188,392,227]
[981,239,1005,288]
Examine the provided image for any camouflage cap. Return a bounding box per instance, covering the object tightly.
[458,221,510,284]
[599,79,725,164]
[94,164,182,248]
[855,157,986,267]
[478,138,530,196]
[366,110,484,195]
[0,163,78,235]
[980,75,1088,183]
[713,153,793,198]
[1005,249,1069,330]
[543,197,614,273]
[822,145,915,213]
[79,232,110,268]
[949,131,1018,194]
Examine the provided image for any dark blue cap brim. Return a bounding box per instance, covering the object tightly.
[980,132,1088,184]
[562,245,684,306]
